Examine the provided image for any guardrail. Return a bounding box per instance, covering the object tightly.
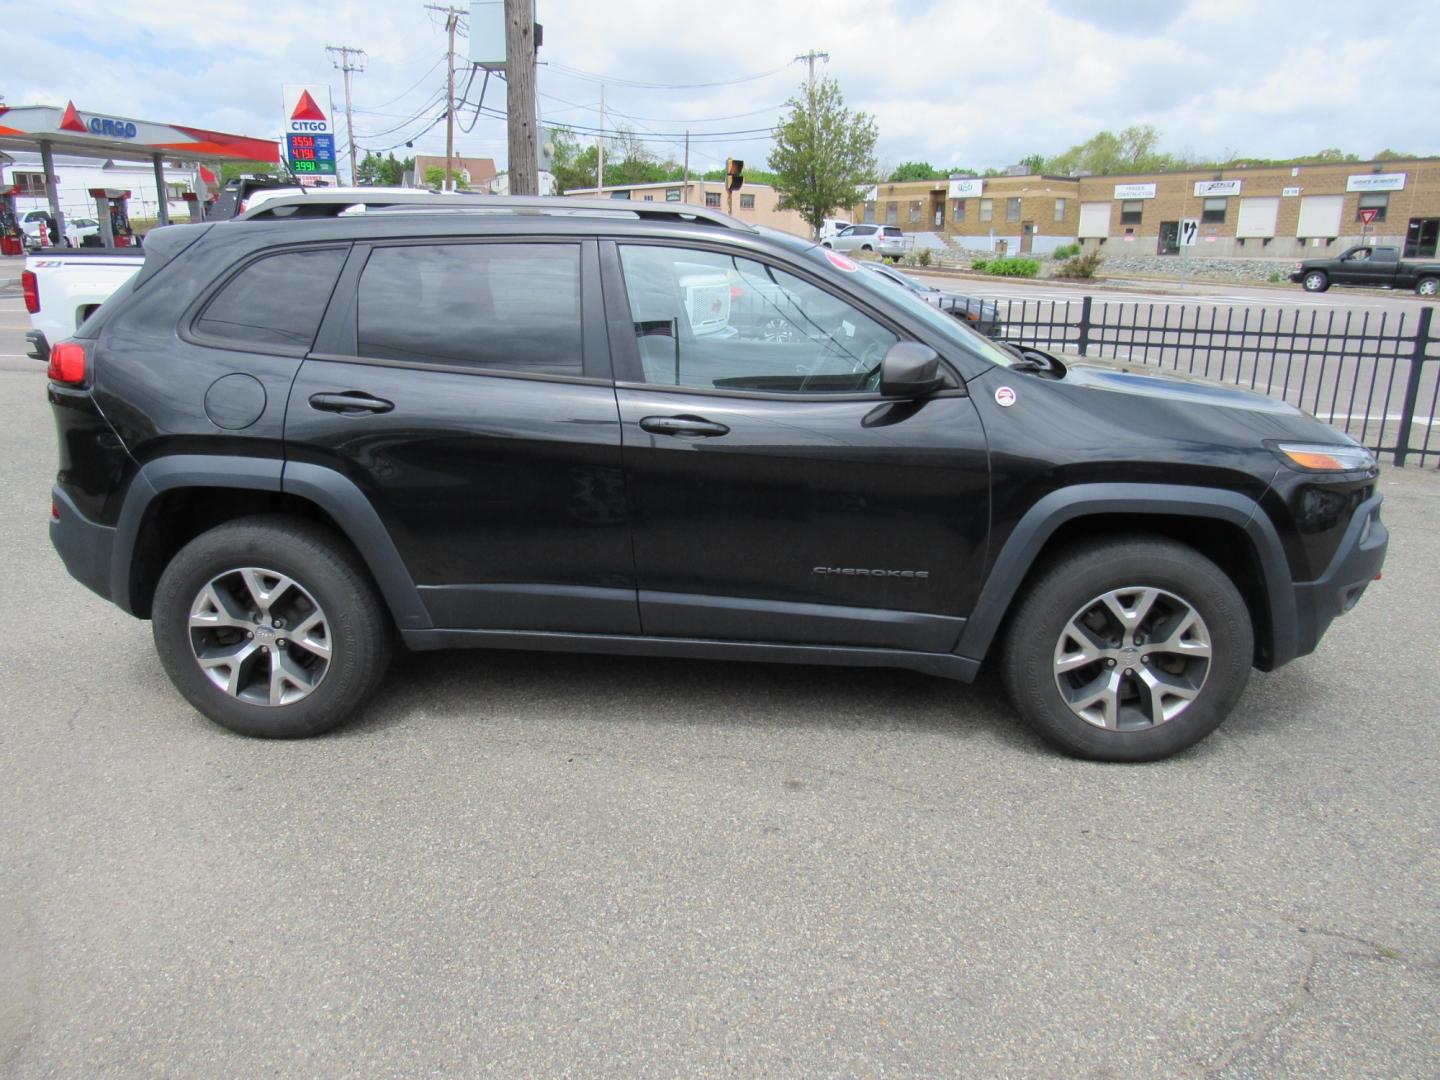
[995,297,1439,467]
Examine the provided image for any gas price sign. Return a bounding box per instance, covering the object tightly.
[285,133,337,175]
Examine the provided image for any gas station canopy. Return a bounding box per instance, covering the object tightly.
[0,101,278,245]
[0,101,278,164]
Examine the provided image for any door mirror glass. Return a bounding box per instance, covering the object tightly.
[880,342,943,398]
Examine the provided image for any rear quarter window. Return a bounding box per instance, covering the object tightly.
[195,247,346,350]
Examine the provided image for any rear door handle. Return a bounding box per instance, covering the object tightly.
[308,391,394,416]
[638,415,730,438]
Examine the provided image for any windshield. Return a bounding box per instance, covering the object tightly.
[835,254,1015,368]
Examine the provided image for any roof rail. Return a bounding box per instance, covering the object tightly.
[236,191,755,230]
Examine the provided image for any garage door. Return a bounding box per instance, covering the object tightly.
[1296,195,1343,239]
[1236,197,1279,238]
[1078,202,1111,238]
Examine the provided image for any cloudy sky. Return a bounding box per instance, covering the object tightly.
[2,0,1436,178]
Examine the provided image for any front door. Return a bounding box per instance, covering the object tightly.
[286,238,638,634]
[1020,222,1035,254]
[601,241,990,652]
[1406,218,1439,258]
[1158,221,1179,255]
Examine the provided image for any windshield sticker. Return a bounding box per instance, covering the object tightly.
[994,386,1017,407]
[825,249,859,272]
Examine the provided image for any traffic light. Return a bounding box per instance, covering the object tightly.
[725,158,744,193]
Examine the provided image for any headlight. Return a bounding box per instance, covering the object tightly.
[1273,442,1376,472]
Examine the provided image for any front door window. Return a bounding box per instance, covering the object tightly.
[617,245,898,394]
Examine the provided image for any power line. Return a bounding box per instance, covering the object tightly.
[547,60,793,91]
[357,54,447,111]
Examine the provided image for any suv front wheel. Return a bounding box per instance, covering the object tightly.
[1001,538,1253,762]
[152,515,392,738]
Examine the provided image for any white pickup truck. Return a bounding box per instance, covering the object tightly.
[21,250,145,360]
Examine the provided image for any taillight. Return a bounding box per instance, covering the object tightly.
[47,341,87,385]
[21,269,39,313]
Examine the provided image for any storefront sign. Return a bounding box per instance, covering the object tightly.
[1113,183,1156,199]
[1346,173,1406,192]
[1193,179,1241,197]
[947,177,983,199]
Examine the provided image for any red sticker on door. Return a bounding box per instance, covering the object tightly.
[994,386,1017,407]
[825,249,859,272]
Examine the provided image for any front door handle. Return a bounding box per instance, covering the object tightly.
[309,391,395,416]
[639,414,730,438]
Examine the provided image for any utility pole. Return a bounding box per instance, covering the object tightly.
[326,45,366,184]
[426,3,466,191]
[795,49,829,117]
[502,0,538,195]
[597,84,605,191]
[682,130,690,205]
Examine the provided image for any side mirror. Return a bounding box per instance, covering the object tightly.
[880,341,944,398]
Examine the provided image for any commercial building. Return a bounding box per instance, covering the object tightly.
[1071,159,1440,259]
[854,174,1079,255]
[563,180,811,237]
[853,157,1440,260]
[1,150,203,222]
[411,154,497,190]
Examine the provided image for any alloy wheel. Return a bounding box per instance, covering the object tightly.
[1052,586,1212,731]
[188,567,332,706]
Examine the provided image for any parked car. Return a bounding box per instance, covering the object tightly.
[64,218,101,247]
[819,217,850,242]
[1291,245,1440,295]
[19,209,58,248]
[860,261,1004,338]
[46,196,1386,762]
[824,223,911,261]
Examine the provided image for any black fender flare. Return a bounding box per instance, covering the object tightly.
[110,455,430,629]
[954,483,1295,667]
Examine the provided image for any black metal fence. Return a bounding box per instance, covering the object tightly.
[992,297,1439,467]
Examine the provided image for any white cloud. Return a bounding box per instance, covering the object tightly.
[0,0,1434,175]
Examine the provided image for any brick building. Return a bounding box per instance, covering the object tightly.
[1072,159,1440,259]
[563,180,811,237]
[855,174,1080,255]
[850,157,1440,260]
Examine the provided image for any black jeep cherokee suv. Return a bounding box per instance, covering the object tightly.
[46,196,1387,761]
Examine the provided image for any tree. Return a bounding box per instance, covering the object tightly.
[888,161,941,182]
[1019,153,1045,174]
[219,160,284,183]
[424,166,469,190]
[768,76,878,236]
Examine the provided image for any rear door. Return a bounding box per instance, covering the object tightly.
[602,239,989,651]
[286,238,638,634]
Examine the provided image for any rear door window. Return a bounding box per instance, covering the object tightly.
[195,247,346,350]
[356,242,582,376]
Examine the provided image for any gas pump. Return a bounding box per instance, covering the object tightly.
[88,188,135,248]
[0,184,22,256]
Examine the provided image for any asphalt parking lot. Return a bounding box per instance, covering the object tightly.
[1,289,1438,1077]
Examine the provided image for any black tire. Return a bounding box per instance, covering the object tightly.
[1416,276,1438,297]
[152,515,392,738]
[861,244,873,252]
[1302,270,1329,293]
[1000,538,1253,762]
[821,241,832,248]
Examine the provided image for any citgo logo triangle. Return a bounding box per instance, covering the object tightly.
[290,90,327,122]
[59,101,87,133]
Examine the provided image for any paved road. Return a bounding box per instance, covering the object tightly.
[1,313,1438,1077]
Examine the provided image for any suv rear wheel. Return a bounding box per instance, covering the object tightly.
[1000,538,1253,762]
[152,515,392,738]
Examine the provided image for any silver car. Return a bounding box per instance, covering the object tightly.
[824,223,910,261]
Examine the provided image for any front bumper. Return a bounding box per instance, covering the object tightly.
[1290,492,1388,659]
[50,485,116,605]
[1288,271,1307,283]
